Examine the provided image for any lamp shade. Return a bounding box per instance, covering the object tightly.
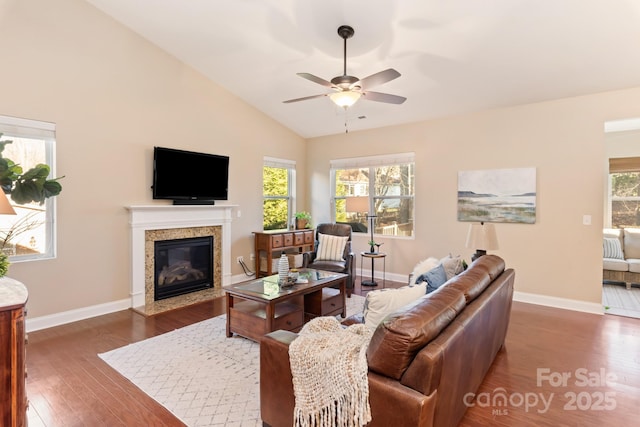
[345,196,368,213]
[329,90,361,108]
[465,222,498,251]
[0,191,16,215]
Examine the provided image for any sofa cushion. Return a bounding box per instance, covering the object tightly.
[624,228,640,259]
[363,283,427,329]
[447,268,492,304]
[603,258,629,272]
[469,254,506,281]
[628,259,640,273]
[603,237,624,259]
[366,286,466,380]
[315,233,348,261]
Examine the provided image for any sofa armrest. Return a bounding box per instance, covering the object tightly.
[260,330,298,427]
[302,251,316,267]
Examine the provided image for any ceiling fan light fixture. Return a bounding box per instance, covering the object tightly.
[329,90,361,108]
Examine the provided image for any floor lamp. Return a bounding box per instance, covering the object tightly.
[345,196,377,253]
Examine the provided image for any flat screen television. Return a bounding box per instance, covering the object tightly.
[152,146,229,205]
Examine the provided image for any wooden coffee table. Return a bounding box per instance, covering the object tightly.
[225,269,347,342]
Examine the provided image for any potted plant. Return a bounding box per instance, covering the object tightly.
[295,211,311,229]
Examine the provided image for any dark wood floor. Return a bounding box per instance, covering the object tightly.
[25,279,640,426]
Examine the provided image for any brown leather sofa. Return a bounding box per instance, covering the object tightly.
[260,255,515,427]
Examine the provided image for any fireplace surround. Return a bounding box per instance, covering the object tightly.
[127,205,235,315]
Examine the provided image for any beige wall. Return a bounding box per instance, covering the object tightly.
[0,0,305,318]
[3,0,640,320]
[307,89,640,306]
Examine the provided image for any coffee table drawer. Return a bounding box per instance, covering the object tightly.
[274,309,304,331]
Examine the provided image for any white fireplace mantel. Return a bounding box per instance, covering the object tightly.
[126,204,236,309]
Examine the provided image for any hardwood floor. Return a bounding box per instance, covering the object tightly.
[25,279,640,426]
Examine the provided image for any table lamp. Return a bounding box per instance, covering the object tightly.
[465,222,498,261]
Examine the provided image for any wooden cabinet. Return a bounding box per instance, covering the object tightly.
[0,277,28,427]
[253,230,314,278]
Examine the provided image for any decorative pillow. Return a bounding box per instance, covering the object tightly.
[363,283,427,329]
[603,237,624,260]
[424,263,448,293]
[409,257,439,285]
[315,233,348,261]
[439,254,464,280]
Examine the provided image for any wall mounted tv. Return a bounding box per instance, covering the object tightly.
[152,146,229,205]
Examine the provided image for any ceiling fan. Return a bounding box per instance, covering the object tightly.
[283,25,406,108]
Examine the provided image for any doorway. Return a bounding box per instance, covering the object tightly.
[603,118,640,319]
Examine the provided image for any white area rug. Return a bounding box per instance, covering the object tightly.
[99,294,365,427]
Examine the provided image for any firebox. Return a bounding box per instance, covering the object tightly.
[154,236,213,301]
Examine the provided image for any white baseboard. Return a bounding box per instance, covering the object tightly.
[26,298,131,333]
[26,275,256,333]
[514,291,604,315]
[25,277,603,333]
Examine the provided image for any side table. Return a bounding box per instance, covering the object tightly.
[360,252,386,287]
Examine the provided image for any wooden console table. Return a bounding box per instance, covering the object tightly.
[0,277,28,427]
[225,269,346,342]
[253,229,314,278]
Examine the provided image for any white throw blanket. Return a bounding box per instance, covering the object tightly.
[289,316,373,427]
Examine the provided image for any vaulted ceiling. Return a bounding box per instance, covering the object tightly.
[85,0,640,138]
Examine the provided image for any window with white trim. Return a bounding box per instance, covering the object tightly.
[608,157,640,228]
[331,153,415,238]
[0,115,58,261]
[263,157,296,230]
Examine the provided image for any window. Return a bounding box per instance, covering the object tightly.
[263,157,296,230]
[332,153,415,238]
[608,157,640,228]
[0,115,57,261]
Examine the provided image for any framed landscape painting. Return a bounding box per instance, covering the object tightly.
[457,167,536,224]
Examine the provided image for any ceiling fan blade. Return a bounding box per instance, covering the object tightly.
[297,73,334,88]
[283,94,327,104]
[358,68,401,89]
[363,91,406,105]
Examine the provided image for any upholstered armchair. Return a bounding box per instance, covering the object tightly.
[302,223,355,296]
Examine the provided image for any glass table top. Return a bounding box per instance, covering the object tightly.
[228,269,343,299]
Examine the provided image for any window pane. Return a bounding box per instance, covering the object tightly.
[612,200,640,228]
[611,172,640,228]
[611,172,640,197]
[374,164,414,196]
[373,164,414,237]
[263,166,288,196]
[336,168,369,197]
[336,168,370,232]
[263,199,288,230]
[0,135,50,257]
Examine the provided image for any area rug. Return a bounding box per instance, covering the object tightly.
[99,294,365,427]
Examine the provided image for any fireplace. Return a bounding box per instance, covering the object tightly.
[127,204,235,316]
[154,236,214,300]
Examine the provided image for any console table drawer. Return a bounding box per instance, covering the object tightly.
[270,234,283,248]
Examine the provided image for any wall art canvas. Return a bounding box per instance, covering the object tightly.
[458,167,536,224]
